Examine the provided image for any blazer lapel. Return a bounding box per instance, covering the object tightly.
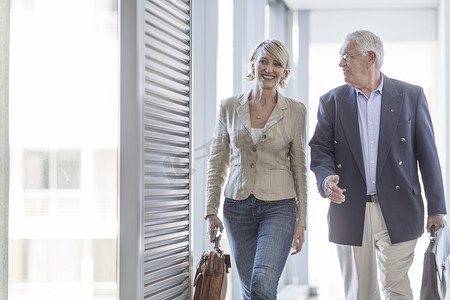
[376,77,403,178]
[236,91,287,141]
[235,91,252,133]
[338,86,366,181]
[264,92,287,132]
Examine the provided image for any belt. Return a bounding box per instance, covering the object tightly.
[366,194,379,202]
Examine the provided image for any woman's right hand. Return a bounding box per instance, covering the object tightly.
[206,214,224,243]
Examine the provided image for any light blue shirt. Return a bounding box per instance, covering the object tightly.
[355,75,383,195]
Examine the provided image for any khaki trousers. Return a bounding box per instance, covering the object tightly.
[336,202,417,300]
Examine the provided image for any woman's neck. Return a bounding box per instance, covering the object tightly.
[250,87,277,105]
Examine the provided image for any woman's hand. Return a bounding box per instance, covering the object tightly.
[206,214,224,243]
[291,226,306,255]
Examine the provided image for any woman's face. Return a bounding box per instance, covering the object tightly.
[252,50,286,91]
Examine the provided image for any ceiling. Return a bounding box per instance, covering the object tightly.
[282,0,440,11]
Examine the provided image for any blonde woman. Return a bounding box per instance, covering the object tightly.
[205,39,307,299]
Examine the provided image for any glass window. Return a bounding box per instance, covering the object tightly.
[9,0,118,299]
[217,0,234,103]
[56,150,81,190]
[216,1,234,299]
[23,151,49,190]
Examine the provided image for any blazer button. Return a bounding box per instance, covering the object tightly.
[334,140,338,144]
[398,161,403,166]
[250,163,255,168]
[251,146,257,152]
[337,164,342,169]
[401,138,406,142]
[395,185,400,190]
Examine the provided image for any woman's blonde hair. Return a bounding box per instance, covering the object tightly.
[245,39,292,89]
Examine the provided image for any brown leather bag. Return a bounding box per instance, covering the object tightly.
[193,247,231,300]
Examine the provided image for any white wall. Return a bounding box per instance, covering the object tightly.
[191,0,219,272]
[310,9,437,43]
[0,0,9,298]
[439,0,450,215]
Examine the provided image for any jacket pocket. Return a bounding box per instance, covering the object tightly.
[412,184,421,195]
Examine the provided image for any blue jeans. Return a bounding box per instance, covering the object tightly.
[223,194,298,300]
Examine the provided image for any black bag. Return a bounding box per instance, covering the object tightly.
[420,220,450,300]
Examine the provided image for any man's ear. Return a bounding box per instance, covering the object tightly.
[368,51,376,64]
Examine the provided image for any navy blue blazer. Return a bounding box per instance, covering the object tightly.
[309,75,447,246]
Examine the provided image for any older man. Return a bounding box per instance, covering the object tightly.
[309,30,447,300]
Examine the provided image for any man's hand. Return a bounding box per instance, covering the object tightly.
[427,215,444,232]
[323,175,346,204]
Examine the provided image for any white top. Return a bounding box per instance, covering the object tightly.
[249,127,264,144]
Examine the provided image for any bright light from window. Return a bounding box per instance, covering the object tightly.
[217,0,234,104]
[9,1,118,299]
[292,11,299,66]
[265,4,270,39]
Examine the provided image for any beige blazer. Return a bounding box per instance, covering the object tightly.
[205,91,307,227]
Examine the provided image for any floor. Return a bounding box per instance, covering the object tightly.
[278,284,345,300]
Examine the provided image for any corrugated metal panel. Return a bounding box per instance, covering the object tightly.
[142,0,191,299]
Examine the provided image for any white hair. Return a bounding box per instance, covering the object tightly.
[344,30,384,70]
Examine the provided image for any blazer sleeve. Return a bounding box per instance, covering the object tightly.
[289,102,308,228]
[205,102,231,218]
[414,88,447,215]
[309,96,337,198]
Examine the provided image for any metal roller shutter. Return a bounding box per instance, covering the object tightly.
[141,0,191,299]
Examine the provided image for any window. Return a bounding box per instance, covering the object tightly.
[217,0,234,103]
[9,0,119,299]
[216,1,234,299]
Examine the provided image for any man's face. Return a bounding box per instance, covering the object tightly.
[338,41,371,89]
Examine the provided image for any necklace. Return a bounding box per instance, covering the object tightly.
[254,104,262,119]
[252,101,273,120]
[250,94,276,121]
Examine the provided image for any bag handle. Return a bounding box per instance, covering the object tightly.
[212,226,222,251]
[430,224,436,242]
